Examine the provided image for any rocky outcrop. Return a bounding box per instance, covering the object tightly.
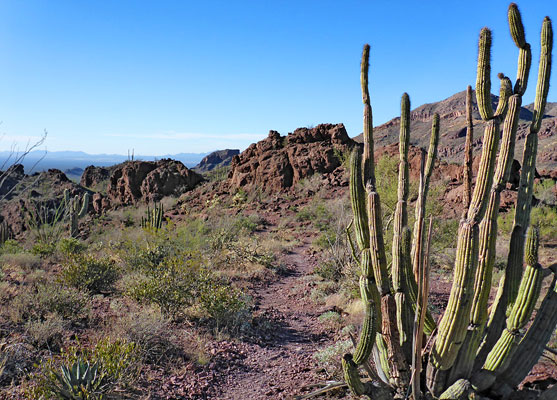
[81,166,111,188]
[0,164,25,198]
[194,149,240,173]
[0,167,91,237]
[107,159,203,205]
[229,123,354,191]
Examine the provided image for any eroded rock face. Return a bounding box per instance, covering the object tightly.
[228,124,354,191]
[141,160,204,202]
[81,166,111,188]
[107,159,203,205]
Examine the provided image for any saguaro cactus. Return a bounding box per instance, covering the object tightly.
[335,4,554,399]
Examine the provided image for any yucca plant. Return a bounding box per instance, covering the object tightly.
[340,3,554,399]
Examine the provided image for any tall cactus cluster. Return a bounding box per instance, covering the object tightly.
[141,202,164,230]
[341,4,553,399]
[64,189,90,238]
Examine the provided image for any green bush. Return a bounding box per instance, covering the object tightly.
[0,239,23,255]
[61,254,119,294]
[126,254,207,318]
[58,237,87,256]
[10,281,90,325]
[534,178,557,206]
[31,240,57,258]
[531,204,557,240]
[199,282,249,330]
[498,204,557,241]
[126,253,250,330]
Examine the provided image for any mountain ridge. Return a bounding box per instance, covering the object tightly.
[354,90,557,171]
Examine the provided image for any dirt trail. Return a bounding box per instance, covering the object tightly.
[215,237,335,400]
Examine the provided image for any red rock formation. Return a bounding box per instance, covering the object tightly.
[107,159,203,205]
[228,124,354,191]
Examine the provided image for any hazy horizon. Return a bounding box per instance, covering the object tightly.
[1,0,555,155]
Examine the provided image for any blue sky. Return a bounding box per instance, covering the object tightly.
[0,0,555,155]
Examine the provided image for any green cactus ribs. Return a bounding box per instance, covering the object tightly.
[329,3,555,399]
[141,202,165,230]
[64,189,90,238]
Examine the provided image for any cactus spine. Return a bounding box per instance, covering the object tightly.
[335,4,554,399]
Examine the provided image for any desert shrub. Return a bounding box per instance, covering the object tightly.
[126,254,208,318]
[61,254,119,294]
[314,259,343,281]
[126,253,250,330]
[30,240,57,258]
[0,239,23,255]
[9,281,90,325]
[232,188,248,206]
[57,237,87,256]
[24,314,67,350]
[29,338,138,399]
[314,339,353,379]
[111,306,180,364]
[0,342,35,387]
[430,218,459,268]
[232,214,263,233]
[531,204,557,240]
[297,200,333,232]
[199,282,249,331]
[534,178,557,206]
[498,204,557,241]
[497,206,515,236]
[333,147,351,168]
[0,252,41,271]
[318,311,343,329]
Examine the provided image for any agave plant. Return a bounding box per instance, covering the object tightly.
[50,359,109,400]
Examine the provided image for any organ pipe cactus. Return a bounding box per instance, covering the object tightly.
[339,4,554,399]
[64,189,90,238]
[141,202,164,230]
[0,220,9,245]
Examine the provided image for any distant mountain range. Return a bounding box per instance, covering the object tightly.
[0,150,210,175]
